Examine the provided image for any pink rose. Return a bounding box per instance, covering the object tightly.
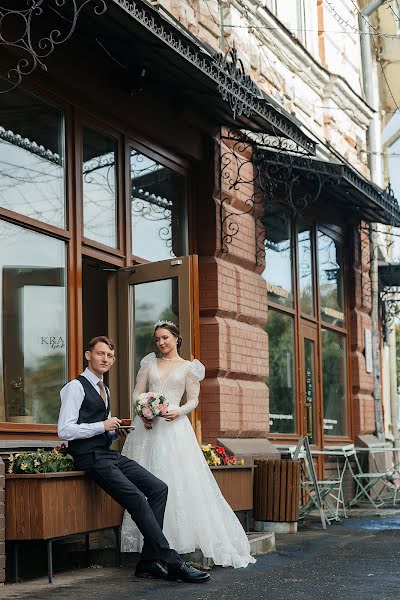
[146,392,155,399]
[158,403,168,416]
[142,406,153,420]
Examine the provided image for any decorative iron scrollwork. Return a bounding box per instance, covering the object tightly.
[218,127,340,263]
[0,0,107,94]
[215,48,260,119]
[380,288,400,337]
[113,0,316,155]
[219,128,263,258]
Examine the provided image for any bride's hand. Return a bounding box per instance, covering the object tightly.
[141,416,153,430]
[164,408,180,421]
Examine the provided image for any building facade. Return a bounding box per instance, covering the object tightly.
[0,8,399,579]
[0,0,398,459]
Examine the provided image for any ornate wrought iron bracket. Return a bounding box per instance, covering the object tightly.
[380,288,400,337]
[218,128,340,264]
[215,48,260,120]
[0,0,107,94]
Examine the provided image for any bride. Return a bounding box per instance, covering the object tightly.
[121,320,255,569]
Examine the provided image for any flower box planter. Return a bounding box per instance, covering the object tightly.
[5,471,124,583]
[210,465,254,512]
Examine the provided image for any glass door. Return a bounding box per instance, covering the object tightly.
[299,323,320,446]
[117,255,200,437]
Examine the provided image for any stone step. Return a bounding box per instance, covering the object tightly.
[181,531,275,569]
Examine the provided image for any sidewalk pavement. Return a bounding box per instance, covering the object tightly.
[3,505,400,600]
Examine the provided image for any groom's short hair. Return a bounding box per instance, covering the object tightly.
[87,336,115,352]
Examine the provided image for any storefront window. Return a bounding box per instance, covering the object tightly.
[0,221,67,424]
[297,220,314,316]
[318,231,345,326]
[321,329,347,436]
[265,310,296,433]
[0,85,65,228]
[82,127,117,248]
[130,149,187,261]
[263,208,293,307]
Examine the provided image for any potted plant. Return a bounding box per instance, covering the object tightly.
[7,376,32,423]
[201,444,254,512]
[5,445,123,542]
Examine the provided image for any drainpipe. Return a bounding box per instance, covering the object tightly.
[359,0,385,441]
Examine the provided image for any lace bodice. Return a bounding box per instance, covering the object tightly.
[132,352,205,416]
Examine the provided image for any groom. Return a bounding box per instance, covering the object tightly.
[58,335,210,583]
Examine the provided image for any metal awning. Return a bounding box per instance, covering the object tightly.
[0,1,315,154]
[256,150,400,226]
[89,0,316,155]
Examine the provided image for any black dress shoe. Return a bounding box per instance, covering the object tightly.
[168,562,211,583]
[135,560,168,579]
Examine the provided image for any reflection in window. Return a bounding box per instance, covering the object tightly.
[318,231,345,326]
[262,207,293,307]
[131,278,179,388]
[83,127,117,248]
[297,220,314,315]
[0,221,67,424]
[265,310,296,434]
[0,85,65,228]
[130,149,187,261]
[321,329,347,436]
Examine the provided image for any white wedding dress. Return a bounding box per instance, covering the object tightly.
[121,352,255,569]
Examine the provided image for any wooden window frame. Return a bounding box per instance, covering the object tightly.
[267,217,353,448]
[0,81,196,439]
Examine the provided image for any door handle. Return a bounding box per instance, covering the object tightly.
[306,402,312,438]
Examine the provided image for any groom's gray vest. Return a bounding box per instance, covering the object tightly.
[67,375,111,457]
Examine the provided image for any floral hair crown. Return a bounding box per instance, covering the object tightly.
[153,319,177,330]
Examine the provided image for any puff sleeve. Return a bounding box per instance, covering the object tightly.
[132,353,155,402]
[179,359,205,416]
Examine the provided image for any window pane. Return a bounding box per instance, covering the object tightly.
[0,86,65,228]
[131,278,179,384]
[130,149,187,261]
[265,310,296,433]
[318,231,345,326]
[322,329,348,436]
[262,207,293,307]
[0,221,67,424]
[297,220,314,315]
[83,127,117,248]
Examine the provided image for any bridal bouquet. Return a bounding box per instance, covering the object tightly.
[134,391,169,420]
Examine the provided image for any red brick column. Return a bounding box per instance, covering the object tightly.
[349,224,374,436]
[197,134,269,442]
[0,458,5,585]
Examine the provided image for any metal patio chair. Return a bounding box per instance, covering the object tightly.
[343,445,394,510]
[289,445,342,526]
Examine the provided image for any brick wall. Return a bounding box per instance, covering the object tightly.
[349,224,374,436]
[198,134,269,442]
[0,458,4,585]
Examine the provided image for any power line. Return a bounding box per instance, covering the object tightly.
[197,2,400,129]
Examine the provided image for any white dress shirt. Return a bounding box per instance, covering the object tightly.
[58,367,115,441]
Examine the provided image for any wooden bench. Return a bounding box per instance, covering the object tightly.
[5,471,124,583]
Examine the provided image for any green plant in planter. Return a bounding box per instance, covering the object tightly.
[8,445,75,474]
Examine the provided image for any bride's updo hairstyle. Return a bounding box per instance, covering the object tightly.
[154,320,182,351]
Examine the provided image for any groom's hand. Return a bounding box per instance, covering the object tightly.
[104,417,122,431]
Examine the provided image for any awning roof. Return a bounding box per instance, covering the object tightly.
[82,0,316,155]
[256,150,400,226]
